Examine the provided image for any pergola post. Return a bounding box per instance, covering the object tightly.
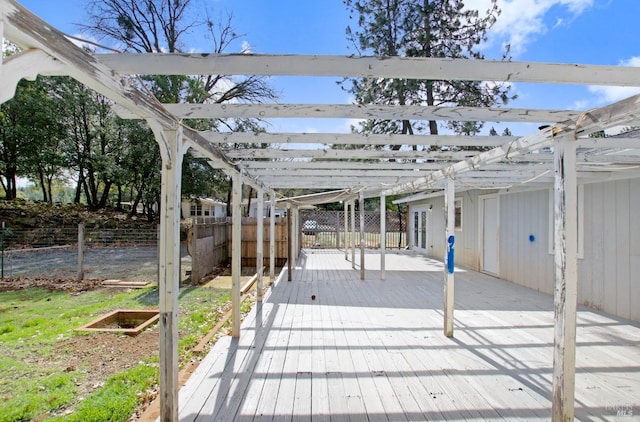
[552,134,578,421]
[231,173,242,338]
[151,123,186,422]
[287,203,292,281]
[380,194,386,280]
[359,191,365,280]
[444,177,455,338]
[256,188,264,300]
[351,200,356,268]
[344,200,349,260]
[269,191,276,286]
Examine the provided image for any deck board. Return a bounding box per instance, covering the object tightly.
[172,249,640,421]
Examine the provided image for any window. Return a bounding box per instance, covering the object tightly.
[548,186,584,258]
[455,198,462,231]
[190,203,202,216]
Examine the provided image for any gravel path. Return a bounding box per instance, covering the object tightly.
[2,244,190,283]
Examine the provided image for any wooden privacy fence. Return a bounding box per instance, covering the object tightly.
[187,217,289,282]
[187,218,228,282]
[227,217,288,269]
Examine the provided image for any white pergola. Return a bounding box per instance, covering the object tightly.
[3,1,640,420]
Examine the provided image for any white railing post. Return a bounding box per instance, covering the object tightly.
[150,122,185,422]
[344,200,349,260]
[269,191,276,286]
[380,194,386,280]
[351,200,356,268]
[552,134,578,421]
[257,188,264,300]
[359,191,365,280]
[444,177,455,337]
[232,173,242,338]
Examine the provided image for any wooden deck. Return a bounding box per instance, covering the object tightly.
[175,250,640,421]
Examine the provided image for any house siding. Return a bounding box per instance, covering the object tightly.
[407,178,640,322]
[580,179,640,321]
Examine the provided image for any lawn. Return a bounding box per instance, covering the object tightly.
[0,283,240,421]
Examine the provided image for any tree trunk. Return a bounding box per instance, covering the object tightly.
[38,169,49,202]
[97,180,112,209]
[226,179,233,216]
[46,175,53,203]
[74,175,83,204]
[246,186,253,217]
[4,167,18,200]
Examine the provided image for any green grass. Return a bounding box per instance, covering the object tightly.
[0,285,234,421]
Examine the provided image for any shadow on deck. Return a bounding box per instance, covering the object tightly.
[173,249,640,421]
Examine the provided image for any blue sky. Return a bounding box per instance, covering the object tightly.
[15,0,640,136]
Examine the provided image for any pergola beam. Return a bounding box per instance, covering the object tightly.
[97,53,640,86]
[382,92,640,196]
[225,148,475,161]
[203,131,514,147]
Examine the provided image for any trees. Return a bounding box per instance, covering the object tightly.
[343,0,514,142]
[0,78,65,201]
[80,0,277,209]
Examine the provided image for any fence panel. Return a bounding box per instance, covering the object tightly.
[0,224,163,282]
[188,218,228,282]
[299,210,407,249]
[226,217,288,269]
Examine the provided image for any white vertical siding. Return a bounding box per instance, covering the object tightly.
[498,189,554,293]
[411,191,482,269]
[407,180,640,322]
[580,179,640,320]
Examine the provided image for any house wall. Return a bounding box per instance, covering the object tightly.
[407,179,640,322]
[408,190,484,270]
[580,179,640,321]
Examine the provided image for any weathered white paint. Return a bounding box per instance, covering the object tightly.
[151,123,185,422]
[344,200,349,261]
[287,203,292,281]
[359,191,365,280]
[351,200,356,269]
[552,135,578,421]
[185,104,577,124]
[232,173,242,338]
[257,188,264,301]
[0,49,66,103]
[226,148,475,161]
[380,194,386,280]
[249,168,439,178]
[255,177,419,190]
[444,177,455,338]
[97,53,640,87]
[270,191,276,285]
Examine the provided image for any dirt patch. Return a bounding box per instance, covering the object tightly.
[0,276,104,292]
[45,327,160,416]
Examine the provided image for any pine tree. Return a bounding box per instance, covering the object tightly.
[343,0,515,146]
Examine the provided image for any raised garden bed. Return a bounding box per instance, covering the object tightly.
[77,309,159,336]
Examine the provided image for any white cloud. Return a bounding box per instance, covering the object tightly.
[574,57,640,107]
[465,0,594,56]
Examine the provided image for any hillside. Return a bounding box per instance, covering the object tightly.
[0,199,158,249]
